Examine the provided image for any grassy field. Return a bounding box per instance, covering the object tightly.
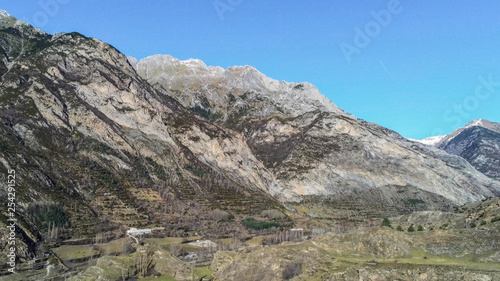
[244,236,265,246]
[195,266,215,279]
[143,237,184,246]
[52,245,100,261]
[143,236,201,246]
[327,248,500,272]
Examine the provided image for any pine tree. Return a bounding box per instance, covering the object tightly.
[382,218,392,228]
[407,224,415,232]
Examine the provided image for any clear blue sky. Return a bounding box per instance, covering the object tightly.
[2,0,500,139]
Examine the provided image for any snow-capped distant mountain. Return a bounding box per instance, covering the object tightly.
[417,135,447,146]
[415,119,500,180]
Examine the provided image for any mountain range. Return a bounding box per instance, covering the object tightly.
[0,9,499,279]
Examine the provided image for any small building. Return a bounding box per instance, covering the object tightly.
[126,228,152,243]
[189,239,217,249]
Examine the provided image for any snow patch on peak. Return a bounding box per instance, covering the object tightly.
[466,119,486,127]
[464,119,500,134]
[414,118,500,148]
[0,9,10,18]
[415,135,447,146]
[180,58,207,70]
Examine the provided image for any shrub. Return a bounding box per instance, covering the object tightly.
[417,225,424,231]
[396,225,403,231]
[282,260,303,280]
[120,242,135,255]
[480,220,487,226]
[241,217,280,230]
[407,225,415,232]
[405,199,426,207]
[135,247,156,277]
[491,216,500,223]
[211,209,230,221]
[381,218,392,228]
[169,243,181,257]
[261,209,286,220]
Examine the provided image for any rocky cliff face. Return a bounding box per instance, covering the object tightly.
[417,119,500,180]
[0,10,281,259]
[132,55,500,209]
[0,9,499,262]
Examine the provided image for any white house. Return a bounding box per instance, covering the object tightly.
[126,228,152,243]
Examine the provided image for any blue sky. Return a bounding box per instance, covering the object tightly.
[1,0,499,139]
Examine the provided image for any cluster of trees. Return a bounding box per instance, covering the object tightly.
[382,218,425,232]
[241,217,280,230]
[118,247,156,280]
[27,203,69,242]
[27,203,68,227]
[262,229,304,246]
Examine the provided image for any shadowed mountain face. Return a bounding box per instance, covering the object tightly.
[418,119,500,180]
[0,10,499,261]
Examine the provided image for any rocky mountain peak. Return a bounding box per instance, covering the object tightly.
[0,9,46,35]
[465,118,500,133]
[131,54,348,124]
[0,9,10,18]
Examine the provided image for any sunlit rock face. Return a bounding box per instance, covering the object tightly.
[132,55,500,206]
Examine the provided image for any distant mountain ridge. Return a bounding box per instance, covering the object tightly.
[128,54,349,124]
[415,119,500,180]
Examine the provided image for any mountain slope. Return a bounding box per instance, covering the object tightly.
[0,11,282,261]
[417,119,500,180]
[132,55,500,210]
